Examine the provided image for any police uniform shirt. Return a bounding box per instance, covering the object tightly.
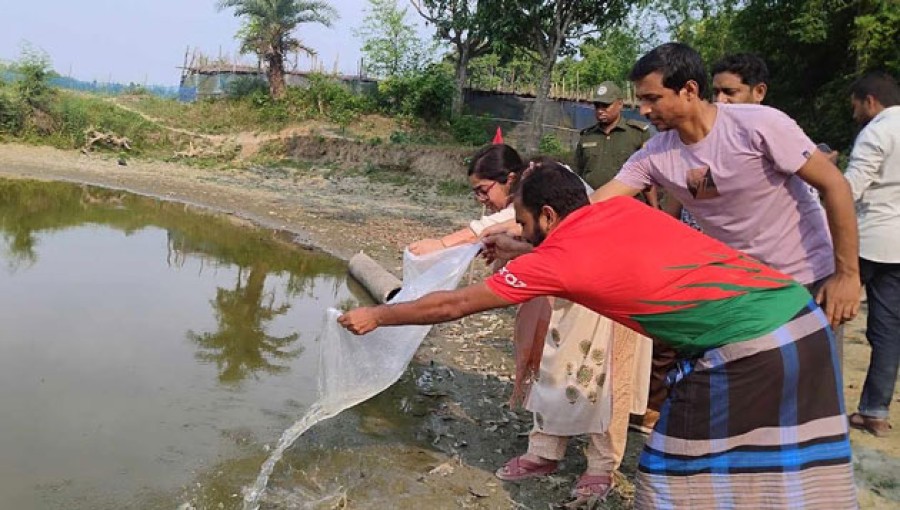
[575,116,651,190]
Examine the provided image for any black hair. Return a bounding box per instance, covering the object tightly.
[628,42,708,97]
[850,71,900,108]
[467,144,526,183]
[711,53,769,86]
[517,157,589,220]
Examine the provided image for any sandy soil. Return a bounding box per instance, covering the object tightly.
[0,142,897,509]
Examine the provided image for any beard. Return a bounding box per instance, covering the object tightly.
[527,228,548,247]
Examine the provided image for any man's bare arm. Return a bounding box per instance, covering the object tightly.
[338,283,513,335]
[589,179,641,204]
[795,149,861,326]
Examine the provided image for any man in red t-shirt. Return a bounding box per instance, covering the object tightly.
[338,160,855,509]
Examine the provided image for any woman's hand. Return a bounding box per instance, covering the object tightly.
[338,307,382,335]
[408,238,445,256]
[480,221,522,238]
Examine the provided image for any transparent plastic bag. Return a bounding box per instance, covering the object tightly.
[243,243,482,509]
[322,243,482,407]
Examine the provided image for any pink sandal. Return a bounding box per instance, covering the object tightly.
[572,473,614,500]
[495,455,558,481]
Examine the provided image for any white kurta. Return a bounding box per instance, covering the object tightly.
[526,298,652,436]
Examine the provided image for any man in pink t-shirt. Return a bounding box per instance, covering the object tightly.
[593,43,860,328]
[618,103,834,284]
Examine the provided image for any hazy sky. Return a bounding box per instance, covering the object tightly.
[0,0,431,86]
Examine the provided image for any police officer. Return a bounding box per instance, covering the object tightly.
[575,80,656,205]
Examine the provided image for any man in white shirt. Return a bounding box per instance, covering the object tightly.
[844,71,900,438]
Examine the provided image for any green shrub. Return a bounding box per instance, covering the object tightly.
[281,74,368,128]
[13,47,54,111]
[538,134,567,157]
[450,115,493,146]
[225,76,268,99]
[388,128,438,145]
[389,129,411,144]
[377,63,455,122]
[0,86,24,135]
[54,94,90,144]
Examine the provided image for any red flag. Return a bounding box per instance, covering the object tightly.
[492,126,504,144]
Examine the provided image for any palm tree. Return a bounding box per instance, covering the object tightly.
[217,0,338,99]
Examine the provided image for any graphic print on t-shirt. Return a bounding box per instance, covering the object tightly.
[686,166,720,199]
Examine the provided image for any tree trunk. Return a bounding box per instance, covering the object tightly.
[452,44,471,118]
[266,51,287,100]
[526,59,556,155]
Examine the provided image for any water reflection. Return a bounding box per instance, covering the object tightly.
[0,179,355,385]
[0,178,369,509]
[188,261,302,384]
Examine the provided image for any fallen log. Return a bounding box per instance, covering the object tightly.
[81,128,132,153]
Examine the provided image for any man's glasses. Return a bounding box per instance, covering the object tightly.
[472,181,498,198]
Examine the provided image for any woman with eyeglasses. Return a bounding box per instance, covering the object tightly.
[409,144,524,255]
[407,144,652,504]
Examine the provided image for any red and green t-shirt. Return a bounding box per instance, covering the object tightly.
[485,197,811,356]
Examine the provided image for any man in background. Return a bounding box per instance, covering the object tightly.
[844,70,900,438]
[710,53,839,162]
[575,81,656,206]
[710,52,769,104]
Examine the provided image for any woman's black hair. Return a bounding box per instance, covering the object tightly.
[467,143,526,183]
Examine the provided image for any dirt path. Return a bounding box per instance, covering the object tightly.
[106,97,328,159]
[0,142,897,509]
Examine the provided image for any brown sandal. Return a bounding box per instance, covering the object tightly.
[849,412,892,437]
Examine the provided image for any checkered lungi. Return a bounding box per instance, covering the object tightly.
[635,301,857,509]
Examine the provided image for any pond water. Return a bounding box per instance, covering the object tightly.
[0,179,374,509]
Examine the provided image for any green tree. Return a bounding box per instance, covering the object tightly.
[493,0,634,152]
[466,53,505,91]
[645,0,899,149]
[356,0,433,78]
[411,0,498,117]
[377,62,456,121]
[848,0,899,74]
[13,45,54,111]
[0,86,24,136]
[217,0,338,99]
[729,0,898,149]
[648,0,742,65]
[555,27,645,97]
[467,49,544,93]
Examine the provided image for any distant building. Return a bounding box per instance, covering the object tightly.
[178,64,377,102]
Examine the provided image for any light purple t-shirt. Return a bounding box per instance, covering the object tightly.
[615,104,833,284]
